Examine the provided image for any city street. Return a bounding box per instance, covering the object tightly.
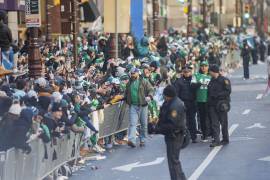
[1,1,270,180]
[71,63,270,180]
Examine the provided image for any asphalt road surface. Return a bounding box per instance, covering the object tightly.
[71,63,270,180]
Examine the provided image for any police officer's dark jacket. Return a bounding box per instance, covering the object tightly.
[156,97,186,137]
[208,75,231,106]
[174,76,197,102]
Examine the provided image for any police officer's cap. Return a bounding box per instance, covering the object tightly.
[163,85,177,98]
[181,65,193,72]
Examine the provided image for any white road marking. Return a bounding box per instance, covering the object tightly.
[112,157,165,172]
[230,137,255,142]
[245,123,266,129]
[242,109,251,115]
[258,156,270,162]
[256,94,263,100]
[188,124,239,180]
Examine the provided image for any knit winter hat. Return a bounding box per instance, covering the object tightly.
[163,85,177,98]
[209,64,220,73]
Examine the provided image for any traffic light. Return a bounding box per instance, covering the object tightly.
[244,4,250,13]
[53,0,60,6]
[244,4,250,19]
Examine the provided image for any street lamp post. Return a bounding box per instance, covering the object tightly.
[26,0,42,78]
[28,27,42,78]
[71,0,78,66]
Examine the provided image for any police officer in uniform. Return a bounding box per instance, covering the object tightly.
[149,85,187,180]
[174,66,198,143]
[241,39,251,80]
[208,65,231,147]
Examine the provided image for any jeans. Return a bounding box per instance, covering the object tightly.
[184,101,197,141]
[128,105,148,144]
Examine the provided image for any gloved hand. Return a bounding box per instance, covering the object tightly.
[148,122,157,134]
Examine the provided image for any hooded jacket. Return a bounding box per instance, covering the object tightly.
[0,113,19,151]
[10,108,34,151]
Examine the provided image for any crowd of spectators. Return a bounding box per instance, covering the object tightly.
[0,25,240,155]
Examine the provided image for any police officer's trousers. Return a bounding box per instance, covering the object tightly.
[243,58,250,79]
[165,134,186,180]
[184,101,197,141]
[209,106,229,143]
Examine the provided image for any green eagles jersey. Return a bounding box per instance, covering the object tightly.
[130,79,140,105]
[192,73,211,103]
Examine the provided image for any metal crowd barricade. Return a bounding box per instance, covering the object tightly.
[0,132,81,180]
[0,102,131,180]
[94,101,130,138]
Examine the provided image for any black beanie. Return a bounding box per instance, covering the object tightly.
[150,61,158,70]
[0,10,6,22]
[209,64,220,73]
[163,85,177,98]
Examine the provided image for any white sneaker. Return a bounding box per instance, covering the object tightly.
[93,145,106,153]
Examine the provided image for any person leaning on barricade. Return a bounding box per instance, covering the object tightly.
[0,106,40,154]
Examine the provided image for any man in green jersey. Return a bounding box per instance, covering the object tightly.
[192,61,211,141]
[125,68,154,148]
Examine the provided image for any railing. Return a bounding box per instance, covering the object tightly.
[0,132,82,180]
[0,102,130,180]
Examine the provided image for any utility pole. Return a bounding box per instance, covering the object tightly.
[153,0,159,38]
[46,0,53,46]
[235,0,239,28]
[260,0,265,37]
[71,0,78,66]
[240,0,243,27]
[187,0,193,37]
[202,0,207,28]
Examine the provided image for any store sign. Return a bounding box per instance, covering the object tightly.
[25,0,41,27]
[20,0,26,6]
